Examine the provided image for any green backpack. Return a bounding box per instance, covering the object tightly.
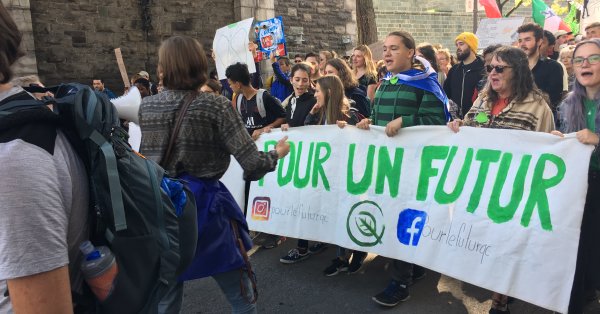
[0,83,198,313]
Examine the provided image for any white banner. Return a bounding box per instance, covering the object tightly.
[247,125,593,313]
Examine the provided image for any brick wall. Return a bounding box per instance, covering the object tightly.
[28,0,236,92]
[275,0,357,57]
[374,0,545,57]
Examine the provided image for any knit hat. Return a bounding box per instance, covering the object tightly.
[455,32,479,53]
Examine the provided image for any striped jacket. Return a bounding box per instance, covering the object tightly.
[371,79,447,127]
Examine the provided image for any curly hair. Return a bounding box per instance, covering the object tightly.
[482,46,546,104]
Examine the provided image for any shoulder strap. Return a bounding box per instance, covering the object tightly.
[257,89,266,118]
[281,94,293,108]
[236,93,243,114]
[161,92,197,169]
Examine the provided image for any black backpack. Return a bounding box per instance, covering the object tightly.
[0,83,198,313]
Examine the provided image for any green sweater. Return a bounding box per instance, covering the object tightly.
[371,80,447,127]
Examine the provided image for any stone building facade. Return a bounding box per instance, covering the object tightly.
[373,0,540,51]
[5,0,357,92]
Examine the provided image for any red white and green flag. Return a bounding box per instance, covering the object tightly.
[479,0,502,18]
[532,0,572,32]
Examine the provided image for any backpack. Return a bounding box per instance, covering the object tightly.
[235,89,267,118]
[0,83,198,314]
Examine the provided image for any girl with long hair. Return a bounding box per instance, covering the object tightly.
[553,39,600,314]
[352,45,378,100]
[139,36,290,313]
[324,58,371,117]
[279,75,364,265]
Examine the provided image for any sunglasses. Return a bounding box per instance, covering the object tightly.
[572,54,600,67]
[486,65,512,73]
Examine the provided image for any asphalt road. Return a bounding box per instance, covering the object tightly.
[181,237,600,314]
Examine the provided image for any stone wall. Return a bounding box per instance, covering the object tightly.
[28,0,236,92]
[374,0,542,55]
[275,0,357,57]
[3,0,38,78]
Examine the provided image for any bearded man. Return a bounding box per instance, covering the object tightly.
[443,32,485,119]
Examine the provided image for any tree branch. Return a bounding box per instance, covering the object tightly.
[505,1,523,17]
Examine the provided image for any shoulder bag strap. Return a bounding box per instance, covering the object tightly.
[161,91,197,168]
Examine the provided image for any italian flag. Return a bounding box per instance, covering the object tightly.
[532,0,571,32]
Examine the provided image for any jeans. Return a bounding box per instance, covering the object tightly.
[158,268,256,314]
[568,171,600,313]
[390,259,413,286]
[213,268,257,314]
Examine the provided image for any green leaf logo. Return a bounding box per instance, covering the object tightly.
[347,201,385,247]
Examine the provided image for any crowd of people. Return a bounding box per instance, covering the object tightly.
[2,1,600,312]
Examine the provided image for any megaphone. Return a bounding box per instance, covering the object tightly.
[111,86,141,124]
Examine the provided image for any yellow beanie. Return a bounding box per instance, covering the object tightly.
[455,32,479,53]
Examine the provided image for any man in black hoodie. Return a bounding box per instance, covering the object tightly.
[443,32,485,119]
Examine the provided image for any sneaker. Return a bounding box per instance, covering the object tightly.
[262,235,286,249]
[308,242,327,254]
[347,252,367,274]
[280,248,310,264]
[372,280,410,307]
[324,258,349,276]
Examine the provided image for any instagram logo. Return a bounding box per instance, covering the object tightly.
[251,197,271,221]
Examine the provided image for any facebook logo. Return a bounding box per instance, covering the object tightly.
[397,209,427,246]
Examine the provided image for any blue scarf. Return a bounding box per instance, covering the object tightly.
[384,56,451,122]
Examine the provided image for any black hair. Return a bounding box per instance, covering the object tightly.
[225,62,251,86]
[543,30,556,46]
[134,78,150,90]
[517,22,544,41]
[305,52,318,60]
[278,56,291,66]
[483,44,503,57]
[290,63,312,78]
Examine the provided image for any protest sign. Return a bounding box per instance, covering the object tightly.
[254,17,287,60]
[247,125,593,313]
[476,17,525,49]
[213,18,256,80]
[114,48,130,88]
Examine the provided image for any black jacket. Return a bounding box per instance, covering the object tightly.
[284,91,316,127]
[443,56,486,119]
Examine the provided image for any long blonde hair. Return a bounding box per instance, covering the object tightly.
[353,45,377,79]
[314,75,349,124]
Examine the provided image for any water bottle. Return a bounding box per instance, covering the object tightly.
[79,241,119,301]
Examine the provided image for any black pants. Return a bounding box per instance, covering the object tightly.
[569,171,600,313]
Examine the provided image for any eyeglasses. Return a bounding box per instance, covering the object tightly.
[486,65,512,73]
[572,54,600,67]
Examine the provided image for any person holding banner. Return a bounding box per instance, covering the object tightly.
[304,75,370,275]
[138,35,290,314]
[280,63,316,128]
[448,46,554,314]
[553,39,600,314]
[356,30,448,308]
[324,58,371,117]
